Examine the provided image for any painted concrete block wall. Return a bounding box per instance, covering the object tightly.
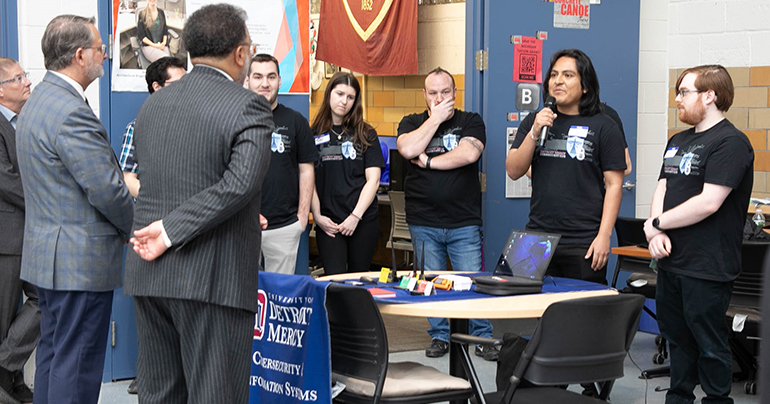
[17,0,101,116]
[636,0,770,217]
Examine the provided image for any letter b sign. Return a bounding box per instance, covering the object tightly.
[516,84,540,112]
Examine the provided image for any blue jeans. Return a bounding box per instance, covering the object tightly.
[408,224,493,342]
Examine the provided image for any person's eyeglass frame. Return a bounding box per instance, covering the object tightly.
[84,44,108,54]
[675,88,703,97]
[0,72,29,86]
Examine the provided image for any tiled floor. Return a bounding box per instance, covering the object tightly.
[96,332,760,403]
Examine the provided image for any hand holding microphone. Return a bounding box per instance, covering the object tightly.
[537,96,557,147]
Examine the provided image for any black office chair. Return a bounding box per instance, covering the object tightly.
[610,217,669,378]
[452,294,645,404]
[726,240,768,395]
[326,284,474,404]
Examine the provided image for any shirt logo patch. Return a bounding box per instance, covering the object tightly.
[679,152,694,176]
[566,135,585,160]
[341,141,357,160]
[442,133,458,151]
[271,132,285,153]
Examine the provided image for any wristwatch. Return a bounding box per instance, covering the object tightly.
[425,156,432,170]
[652,217,663,231]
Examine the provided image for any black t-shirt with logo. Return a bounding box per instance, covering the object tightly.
[512,111,626,246]
[261,104,319,230]
[314,126,385,223]
[397,109,486,228]
[657,119,753,282]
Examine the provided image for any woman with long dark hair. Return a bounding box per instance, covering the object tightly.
[310,72,384,274]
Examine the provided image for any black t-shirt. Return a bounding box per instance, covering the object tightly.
[657,119,753,282]
[397,109,486,228]
[314,126,385,223]
[602,103,629,148]
[512,110,626,245]
[261,104,319,230]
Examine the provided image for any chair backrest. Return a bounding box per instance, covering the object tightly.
[326,284,389,401]
[388,191,411,242]
[614,217,646,247]
[514,294,645,386]
[731,241,769,308]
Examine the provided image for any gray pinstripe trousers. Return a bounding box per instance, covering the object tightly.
[134,296,254,404]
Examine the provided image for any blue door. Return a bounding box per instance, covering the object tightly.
[468,1,640,280]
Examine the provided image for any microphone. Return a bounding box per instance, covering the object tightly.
[538,96,556,148]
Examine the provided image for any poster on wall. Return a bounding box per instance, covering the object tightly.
[505,127,533,199]
[511,36,543,84]
[112,0,309,93]
[553,0,590,30]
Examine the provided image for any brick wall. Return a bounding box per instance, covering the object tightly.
[309,74,465,138]
[667,66,770,198]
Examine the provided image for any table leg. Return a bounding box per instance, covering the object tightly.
[449,318,469,404]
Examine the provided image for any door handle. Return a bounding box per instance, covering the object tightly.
[622,181,636,191]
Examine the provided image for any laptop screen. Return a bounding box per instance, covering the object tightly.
[493,230,561,280]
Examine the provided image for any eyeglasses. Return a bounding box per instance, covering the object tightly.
[0,72,29,86]
[675,89,703,97]
[84,44,107,54]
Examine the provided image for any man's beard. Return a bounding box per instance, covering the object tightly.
[678,96,706,126]
[85,59,104,81]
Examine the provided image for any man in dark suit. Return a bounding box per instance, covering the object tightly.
[126,4,273,403]
[16,15,134,404]
[0,57,38,404]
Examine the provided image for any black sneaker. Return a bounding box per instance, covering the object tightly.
[127,379,138,395]
[474,344,501,361]
[425,339,449,358]
[11,382,32,403]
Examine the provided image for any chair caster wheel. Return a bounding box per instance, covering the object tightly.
[654,335,663,346]
[652,353,666,365]
[744,381,757,395]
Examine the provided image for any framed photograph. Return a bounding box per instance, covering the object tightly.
[325,62,340,78]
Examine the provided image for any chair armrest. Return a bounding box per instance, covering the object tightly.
[129,36,140,50]
[167,28,179,38]
[450,333,501,347]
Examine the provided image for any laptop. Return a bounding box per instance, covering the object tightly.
[474,230,561,296]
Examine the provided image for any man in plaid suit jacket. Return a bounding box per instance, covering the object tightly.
[16,15,134,404]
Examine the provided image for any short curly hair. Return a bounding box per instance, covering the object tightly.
[183,4,248,59]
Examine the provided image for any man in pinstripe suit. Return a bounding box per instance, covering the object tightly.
[16,15,134,404]
[126,4,273,403]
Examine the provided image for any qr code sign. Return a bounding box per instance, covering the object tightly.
[518,54,537,81]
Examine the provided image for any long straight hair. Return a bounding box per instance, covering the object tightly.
[311,72,373,149]
[141,3,158,31]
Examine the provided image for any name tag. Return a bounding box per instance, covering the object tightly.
[664,147,679,159]
[314,133,330,145]
[567,125,589,138]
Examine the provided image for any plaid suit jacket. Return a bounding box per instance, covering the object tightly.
[16,72,134,291]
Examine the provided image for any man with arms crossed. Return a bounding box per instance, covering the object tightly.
[644,65,752,404]
[119,56,186,198]
[0,57,37,404]
[16,15,134,404]
[126,4,273,403]
[246,54,317,274]
[397,67,496,361]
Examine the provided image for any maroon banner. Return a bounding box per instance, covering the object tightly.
[316,0,417,76]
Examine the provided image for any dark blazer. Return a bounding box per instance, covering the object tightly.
[16,72,134,291]
[0,113,24,255]
[125,66,273,312]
